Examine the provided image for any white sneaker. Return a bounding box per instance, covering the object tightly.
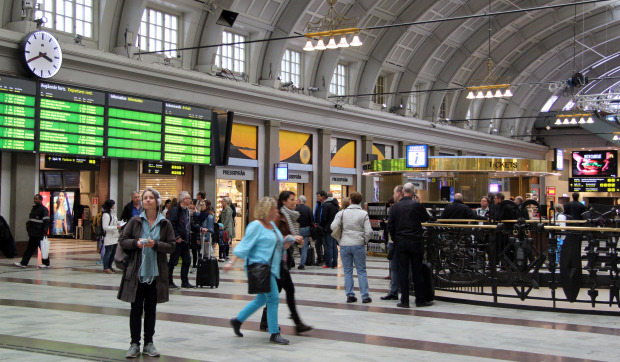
[189,267,196,274]
[13,262,26,268]
[37,264,50,269]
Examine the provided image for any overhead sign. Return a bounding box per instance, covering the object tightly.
[546,186,556,196]
[0,75,37,152]
[142,162,185,176]
[406,144,428,168]
[217,166,255,180]
[284,171,310,183]
[330,175,353,185]
[45,155,100,170]
[553,148,564,171]
[569,177,619,193]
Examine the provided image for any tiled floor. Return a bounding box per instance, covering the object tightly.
[0,239,618,361]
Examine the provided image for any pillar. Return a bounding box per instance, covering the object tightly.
[264,120,280,197]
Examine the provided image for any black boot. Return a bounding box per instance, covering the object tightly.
[269,333,289,345]
[230,318,243,337]
[296,322,313,335]
[259,307,268,331]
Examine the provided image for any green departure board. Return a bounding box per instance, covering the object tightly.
[0,75,36,151]
[163,102,212,164]
[107,94,162,161]
[39,82,105,156]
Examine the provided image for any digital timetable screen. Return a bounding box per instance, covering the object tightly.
[0,75,36,152]
[163,102,212,164]
[38,82,105,157]
[107,93,162,161]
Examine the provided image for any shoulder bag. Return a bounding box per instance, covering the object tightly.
[247,229,278,294]
[331,210,345,241]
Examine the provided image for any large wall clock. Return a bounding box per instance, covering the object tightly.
[20,30,63,79]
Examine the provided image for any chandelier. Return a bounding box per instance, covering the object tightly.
[465,1,512,100]
[303,0,362,51]
[554,112,594,125]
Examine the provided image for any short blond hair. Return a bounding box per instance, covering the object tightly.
[254,197,277,220]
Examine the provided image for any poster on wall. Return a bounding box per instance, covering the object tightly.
[52,191,74,236]
[39,192,51,215]
[229,123,257,160]
[331,138,356,168]
[279,130,312,164]
[571,150,617,177]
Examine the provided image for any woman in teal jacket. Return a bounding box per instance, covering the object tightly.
[223,197,291,345]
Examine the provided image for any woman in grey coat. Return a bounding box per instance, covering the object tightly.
[118,188,176,358]
[331,192,373,303]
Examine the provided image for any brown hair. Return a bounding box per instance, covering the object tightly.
[350,192,363,205]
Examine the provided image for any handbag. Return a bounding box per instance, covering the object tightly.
[40,236,50,259]
[331,210,345,241]
[114,242,128,270]
[247,230,278,294]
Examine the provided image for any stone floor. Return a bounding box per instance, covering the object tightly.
[0,239,618,361]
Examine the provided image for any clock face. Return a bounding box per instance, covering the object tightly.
[21,31,63,79]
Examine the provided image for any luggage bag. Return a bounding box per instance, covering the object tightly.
[196,231,220,288]
[420,261,435,301]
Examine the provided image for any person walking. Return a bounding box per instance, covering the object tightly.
[118,188,176,358]
[259,191,313,335]
[14,194,51,269]
[218,197,235,261]
[331,192,373,303]
[223,197,291,345]
[295,195,313,269]
[101,199,121,274]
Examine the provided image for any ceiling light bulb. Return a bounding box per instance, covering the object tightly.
[563,119,569,125]
[494,90,503,97]
[476,91,484,98]
[485,90,494,98]
[587,117,594,123]
[614,135,619,141]
[504,89,513,97]
[350,33,363,47]
[570,117,577,124]
[326,36,338,49]
[337,36,349,48]
[303,39,314,51]
[578,117,585,124]
[555,118,562,125]
[315,38,326,50]
[466,91,475,99]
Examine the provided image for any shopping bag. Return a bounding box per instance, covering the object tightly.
[40,236,50,259]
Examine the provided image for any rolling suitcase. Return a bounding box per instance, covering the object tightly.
[306,246,316,266]
[196,231,220,288]
[420,261,435,301]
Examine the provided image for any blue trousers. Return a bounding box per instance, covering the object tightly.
[237,275,280,334]
[324,233,339,268]
[340,245,370,299]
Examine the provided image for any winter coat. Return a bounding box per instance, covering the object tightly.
[220,205,236,239]
[117,215,176,304]
[26,203,51,237]
[331,204,372,247]
[320,197,339,232]
[102,212,119,246]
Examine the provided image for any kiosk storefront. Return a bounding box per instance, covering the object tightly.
[216,166,255,240]
[330,174,354,204]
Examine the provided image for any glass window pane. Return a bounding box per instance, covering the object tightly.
[84,22,91,38]
[65,1,72,17]
[56,1,64,15]
[84,6,92,22]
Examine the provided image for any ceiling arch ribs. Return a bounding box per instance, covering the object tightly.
[112,0,147,55]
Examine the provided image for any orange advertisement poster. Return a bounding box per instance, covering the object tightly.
[331,138,355,168]
[229,124,257,160]
[279,130,312,164]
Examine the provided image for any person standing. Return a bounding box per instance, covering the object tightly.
[118,188,176,358]
[313,191,327,264]
[101,200,121,274]
[331,192,373,303]
[295,195,313,269]
[476,196,490,218]
[320,192,340,269]
[381,185,403,301]
[14,194,51,269]
[564,192,587,221]
[387,183,432,308]
[223,197,291,345]
[440,193,485,220]
[161,199,172,218]
[196,191,206,212]
[167,191,199,289]
[121,191,141,223]
[218,197,235,261]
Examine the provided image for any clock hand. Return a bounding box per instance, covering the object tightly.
[42,54,53,62]
[27,52,47,63]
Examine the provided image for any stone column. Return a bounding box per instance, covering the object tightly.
[317,129,332,193]
[264,120,280,197]
[361,135,374,202]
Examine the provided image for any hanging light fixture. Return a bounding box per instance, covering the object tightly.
[614,135,619,141]
[466,91,475,99]
[326,36,338,49]
[578,117,585,124]
[485,90,494,98]
[555,112,594,126]
[303,0,361,51]
[303,38,315,51]
[555,118,562,125]
[476,91,484,99]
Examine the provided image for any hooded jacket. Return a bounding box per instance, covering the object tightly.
[320,197,340,232]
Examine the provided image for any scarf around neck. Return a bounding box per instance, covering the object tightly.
[280,206,300,236]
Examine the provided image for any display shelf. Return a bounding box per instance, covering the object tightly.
[367,202,389,254]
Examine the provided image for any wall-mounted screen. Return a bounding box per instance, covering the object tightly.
[553,148,564,171]
[572,150,617,177]
[51,191,74,236]
[107,93,162,161]
[44,171,63,188]
[489,183,499,193]
[406,144,428,168]
[0,75,36,152]
[62,171,80,188]
[163,102,212,164]
[143,162,185,175]
[569,177,618,192]
[275,163,288,181]
[38,82,105,156]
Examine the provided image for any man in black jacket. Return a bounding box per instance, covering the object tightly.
[564,192,587,221]
[441,193,485,220]
[120,191,141,223]
[167,191,199,289]
[320,192,340,269]
[313,191,327,264]
[387,183,432,308]
[14,195,51,269]
[295,195,314,269]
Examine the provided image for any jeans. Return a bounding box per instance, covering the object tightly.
[237,275,280,334]
[388,243,400,296]
[130,279,157,345]
[396,241,426,305]
[299,227,310,266]
[168,242,191,284]
[20,236,50,266]
[103,243,117,270]
[340,245,369,299]
[324,233,338,268]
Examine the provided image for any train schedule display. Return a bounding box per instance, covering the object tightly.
[0,75,36,152]
[38,82,105,156]
[163,102,212,164]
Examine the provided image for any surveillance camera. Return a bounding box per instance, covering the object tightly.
[281,81,294,87]
[177,54,181,58]
[307,87,319,92]
[431,124,437,128]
